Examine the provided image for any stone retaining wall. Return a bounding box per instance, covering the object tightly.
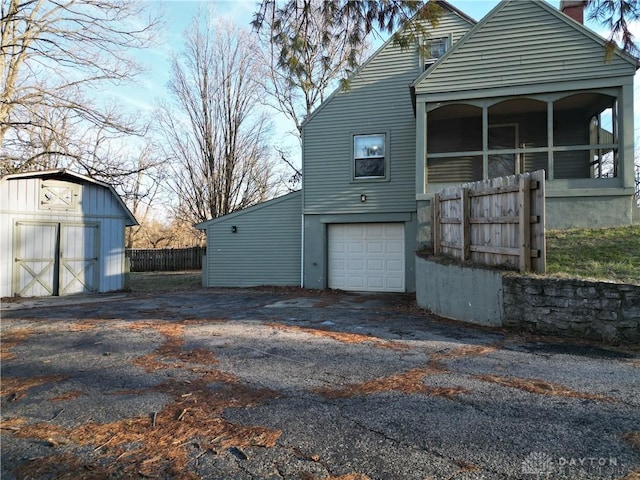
[416,256,640,343]
[502,276,640,342]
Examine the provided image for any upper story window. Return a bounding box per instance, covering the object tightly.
[354,134,386,178]
[423,37,449,69]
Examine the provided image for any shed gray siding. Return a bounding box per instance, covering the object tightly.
[414,0,637,96]
[302,10,473,215]
[0,172,135,297]
[201,191,301,288]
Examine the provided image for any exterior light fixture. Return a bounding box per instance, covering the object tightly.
[231,226,237,233]
[360,194,367,202]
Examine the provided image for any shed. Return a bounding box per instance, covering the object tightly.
[0,169,137,297]
[197,191,302,287]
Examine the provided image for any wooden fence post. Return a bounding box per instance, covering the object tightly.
[518,175,531,272]
[432,193,441,255]
[461,187,470,261]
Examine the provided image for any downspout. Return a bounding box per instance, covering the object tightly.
[300,213,304,287]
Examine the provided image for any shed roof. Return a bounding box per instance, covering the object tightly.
[1,169,138,226]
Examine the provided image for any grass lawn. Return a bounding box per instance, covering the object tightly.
[126,270,202,292]
[546,225,640,285]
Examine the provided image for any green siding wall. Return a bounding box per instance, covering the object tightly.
[302,11,473,215]
[415,0,636,96]
[204,192,301,287]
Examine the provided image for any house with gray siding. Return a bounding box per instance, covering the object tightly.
[199,0,638,293]
[0,169,137,297]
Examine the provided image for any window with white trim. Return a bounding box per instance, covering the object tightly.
[354,134,386,179]
[423,37,448,69]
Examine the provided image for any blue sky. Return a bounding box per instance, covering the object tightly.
[117,1,510,112]
[115,0,638,164]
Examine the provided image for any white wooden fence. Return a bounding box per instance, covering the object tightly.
[431,170,546,273]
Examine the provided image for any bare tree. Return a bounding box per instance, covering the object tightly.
[257,0,371,135]
[1,0,161,172]
[158,14,276,226]
[254,1,440,184]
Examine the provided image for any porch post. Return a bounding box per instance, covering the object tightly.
[482,106,488,180]
[619,80,635,189]
[416,101,426,195]
[547,100,554,180]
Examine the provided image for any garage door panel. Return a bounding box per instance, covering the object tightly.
[386,259,403,271]
[347,242,363,253]
[329,258,345,270]
[386,241,403,254]
[366,241,383,254]
[331,274,346,288]
[366,225,383,236]
[347,259,364,271]
[367,259,384,271]
[328,223,404,292]
[386,277,404,289]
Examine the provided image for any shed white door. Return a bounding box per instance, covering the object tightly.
[14,222,59,296]
[59,224,99,295]
[328,223,405,292]
[13,222,99,296]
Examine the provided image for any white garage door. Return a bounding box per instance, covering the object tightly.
[328,223,405,292]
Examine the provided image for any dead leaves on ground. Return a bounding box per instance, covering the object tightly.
[474,374,617,402]
[0,327,35,360]
[316,343,501,400]
[317,363,466,399]
[1,375,70,403]
[5,319,283,480]
[624,431,640,451]
[266,322,406,350]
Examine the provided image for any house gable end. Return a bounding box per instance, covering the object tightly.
[301,1,475,130]
[414,0,638,96]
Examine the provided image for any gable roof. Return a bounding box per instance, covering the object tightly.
[300,0,477,130]
[1,169,138,225]
[413,0,638,95]
[196,190,301,229]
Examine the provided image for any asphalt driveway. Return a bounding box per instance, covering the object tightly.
[1,287,639,479]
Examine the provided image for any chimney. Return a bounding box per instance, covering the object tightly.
[560,0,586,24]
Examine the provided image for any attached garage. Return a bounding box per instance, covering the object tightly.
[328,223,405,292]
[0,170,137,297]
[197,191,302,288]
